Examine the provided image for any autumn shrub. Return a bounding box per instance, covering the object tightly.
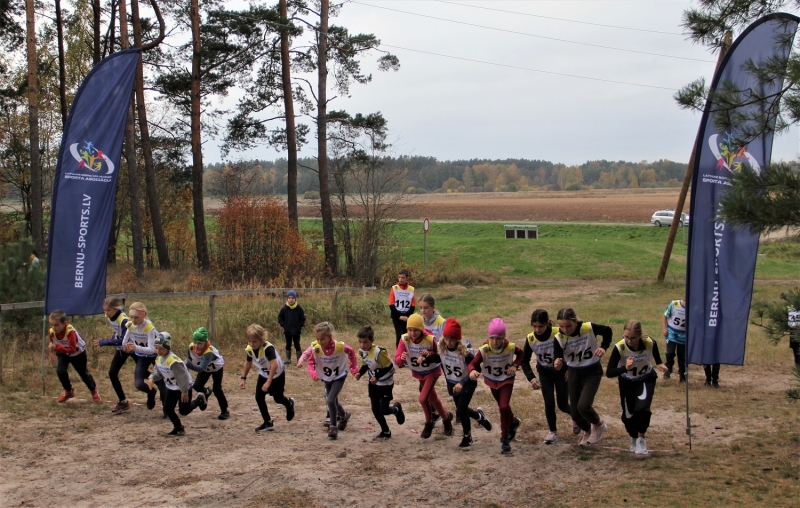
[213,197,319,284]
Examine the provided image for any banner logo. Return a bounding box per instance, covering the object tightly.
[708,132,761,174]
[70,141,115,175]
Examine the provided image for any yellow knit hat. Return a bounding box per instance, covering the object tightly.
[406,314,424,331]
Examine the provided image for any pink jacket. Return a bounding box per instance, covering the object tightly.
[302,340,359,381]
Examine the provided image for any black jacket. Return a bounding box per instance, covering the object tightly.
[278,304,306,335]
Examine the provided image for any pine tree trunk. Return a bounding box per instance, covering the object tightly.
[280,0,298,229]
[92,0,101,64]
[317,0,336,275]
[119,0,144,278]
[131,0,170,269]
[25,0,43,255]
[190,0,210,270]
[54,0,68,127]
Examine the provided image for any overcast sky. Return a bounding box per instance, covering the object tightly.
[208,0,800,166]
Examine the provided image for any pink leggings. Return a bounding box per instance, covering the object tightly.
[490,384,515,439]
[418,376,447,423]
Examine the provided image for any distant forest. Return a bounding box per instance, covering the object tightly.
[204,157,688,196]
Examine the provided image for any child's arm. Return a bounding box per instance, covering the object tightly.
[505,345,524,377]
[262,357,279,392]
[240,357,253,389]
[371,348,394,380]
[173,362,193,394]
[186,350,213,372]
[652,341,668,372]
[605,347,625,378]
[146,364,164,390]
[394,339,408,366]
[468,349,483,380]
[297,344,313,366]
[553,337,565,371]
[521,340,536,382]
[662,313,670,338]
[343,343,359,375]
[305,350,319,380]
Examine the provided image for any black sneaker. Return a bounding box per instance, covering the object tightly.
[204,387,212,399]
[286,398,296,422]
[711,380,719,389]
[476,407,492,431]
[459,434,473,448]
[167,427,185,437]
[394,402,405,425]
[432,411,441,424]
[337,410,352,431]
[196,392,207,411]
[663,371,671,380]
[508,417,522,441]
[218,410,230,420]
[374,430,392,439]
[501,438,511,453]
[256,420,274,432]
[442,411,454,436]
[704,379,712,387]
[679,375,686,383]
[146,390,156,410]
[328,427,338,439]
[421,422,434,439]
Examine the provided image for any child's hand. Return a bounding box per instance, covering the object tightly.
[48,343,55,351]
[453,383,462,394]
[554,358,563,371]
[92,339,100,348]
[261,381,271,393]
[400,352,408,361]
[296,360,304,369]
[124,343,136,354]
[312,376,320,383]
[530,379,541,390]
[656,364,669,373]
[505,365,517,377]
[239,379,246,390]
[625,357,635,370]
[420,350,430,357]
[594,347,605,358]
[354,373,362,381]
[145,378,155,391]
[469,370,480,381]
[181,392,189,403]
[369,377,377,384]
[399,316,408,322]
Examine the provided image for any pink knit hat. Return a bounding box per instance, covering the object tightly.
[488,318,506,338]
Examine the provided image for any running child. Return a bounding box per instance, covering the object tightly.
[297,322,359,439]
[468,318,523,453]
[662,298,686,382]
[354,325,405,439]
[427,317,492,448]
[120,302,165,411]
[419,293,446,340]
[395,314,454,439]
[240,324,296,432]
[278,289,306,363]
[48,310,100,403]
[186,327,229,420]
[92,296,130,412]
[606,320,668,455]
[146,332,207,436]
[553,308,613,446]
[388,269,416,347]
[522,309,577,444]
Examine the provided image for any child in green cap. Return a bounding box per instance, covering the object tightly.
[186,327,229,420]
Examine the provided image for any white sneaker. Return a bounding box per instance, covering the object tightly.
[587,421,608,445]
[630,437,637,452]
[635,437,648,455]
[544,431,558,444]
[578,430,591,446]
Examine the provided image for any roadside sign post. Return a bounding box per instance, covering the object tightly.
[423,218,430,270]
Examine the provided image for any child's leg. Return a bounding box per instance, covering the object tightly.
[619,381,637,438]
[455,390,478,435]
[539,372,558,432]
[133,356,155,393]
[576,372,602,426]
[193,371,211,393]
[267,372,291,407]
[108,351,129,402]
[69,351,96,391]
[292,335,302,358]
[211,369,228,412]
[392,319,406,347]
[633,380,656,436]
[421,376,448,417]
[255,375,272,422]
[326,379,346,425]
[677,344,686,378]
[178,388,203,415]
[163,390,182,430]
[55,354,72,391]
[665,341,676,374]
[554,374,572,417]
[284,334,293,361]
[490,384,514,439]
[568,370,590,432]
[370,395,390,433]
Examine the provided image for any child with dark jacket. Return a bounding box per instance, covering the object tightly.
[278,290,306,362]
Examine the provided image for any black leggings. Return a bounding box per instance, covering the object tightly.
[256,373,291,422]
[619,376,656,438]
[538,367,571,432]
[56,351,96,392]
[284,334,301,354]
[392,318,407,347]
[134,355,165,404]
[665,341,686,377]
[703,364,720,382]
[568,367,603,432]
[368,384,396,433]
[108,350,132,402]
[163,388,201,430]
[447,383,480,435]
[193,369,228,412]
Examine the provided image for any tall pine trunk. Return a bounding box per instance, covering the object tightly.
[25,0,43,255]
[92,0,100,64]
[131,0,170,268]
[190,0,210,270]
[317,0,336,275]
[55,0,67,127]
[279,0,298,229]
[119,0,144,278]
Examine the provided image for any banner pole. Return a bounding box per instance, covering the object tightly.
[41,314,47,396]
